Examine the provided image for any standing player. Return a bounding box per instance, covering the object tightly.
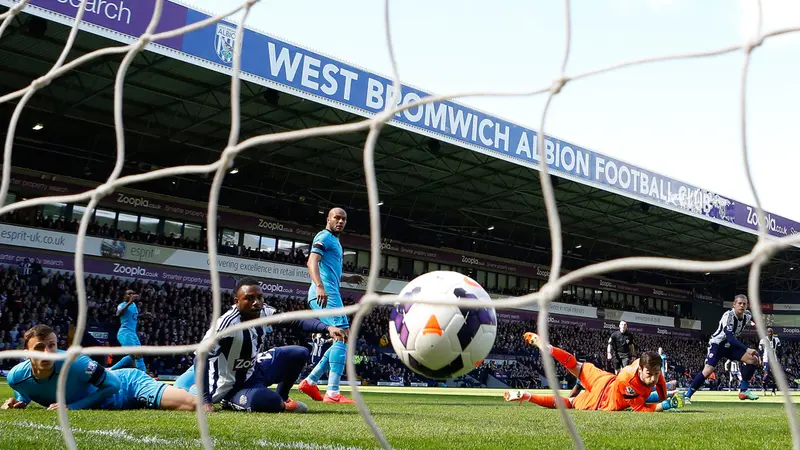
[607,321,635,374]
[299,208,364,404]
[174,278,347,413]
[759,328,782,396]
[684,294,761,403]
[724,359,742,391]
[1,325,196,411]
[110,289,147,372]
[504,332,684,413]
[658,347,668,376]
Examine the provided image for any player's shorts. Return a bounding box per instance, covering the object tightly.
[572,363,615,411]
[614,357,631,371]
[108,368,167,410]
[308,294,349,329]
[763,361,771,374]
[174,366,196,393]
[704,341,747,367]
[174,346,309,402]
[117,329,141,347]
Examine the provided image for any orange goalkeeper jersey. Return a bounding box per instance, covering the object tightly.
[600,359,667,412]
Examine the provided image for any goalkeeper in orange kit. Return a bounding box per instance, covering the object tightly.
[504,332,684,412]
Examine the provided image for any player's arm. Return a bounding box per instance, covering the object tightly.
[1,389,30,409]
[195,336,235,406]
[116,292,137,317]
[277,318,347,341]
[607,335,614,360]
[307,242,328,308]
[58,361,121,411]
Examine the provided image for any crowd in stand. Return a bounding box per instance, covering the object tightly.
[1,263,798,393]
[3,213,700,321]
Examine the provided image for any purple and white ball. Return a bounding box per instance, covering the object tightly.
[388,271,497,379]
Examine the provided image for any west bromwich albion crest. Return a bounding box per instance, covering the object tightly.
[214,23,236,64]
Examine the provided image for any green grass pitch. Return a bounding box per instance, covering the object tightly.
[0,381,797,449]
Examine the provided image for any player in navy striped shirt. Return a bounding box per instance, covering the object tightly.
[685,294,761,403]
[174,278,346,413]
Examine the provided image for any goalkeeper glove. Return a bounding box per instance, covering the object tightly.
[660,393,685,411]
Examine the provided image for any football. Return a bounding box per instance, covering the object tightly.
[388,271,498,379]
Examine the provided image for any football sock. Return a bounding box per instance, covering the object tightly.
[529,394,572,409]
[686,372,707,398]
[326,341,347,395]
[306,348,331,385]
[550,346,578,370]
[740,364,756,392]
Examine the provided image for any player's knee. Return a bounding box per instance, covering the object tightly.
[248,389,284,413]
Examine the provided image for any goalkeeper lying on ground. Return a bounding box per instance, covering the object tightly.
[504,332,684,412]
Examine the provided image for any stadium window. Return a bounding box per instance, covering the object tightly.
[295,242,310,257]
[343,249,357,269]
[117,212,138,232]
[428,262,439,273]
[413,260,426,276]
[94,208,116,228]
[221,229,239,247]
[498,274,508,290]
[357,250,370,272]
[386,256,399,272]
[487,272,497,290]
[5,193,15,204]
[398,257,413,277]
[259,237,276,253]
[164,220,183,238]
[440,264,450,271]
[633,295,640,307]
[138,215,159,235]
[276,239,293,255]
[42,203,66,220]
[72,205,88,223]
[476,270,486,286]
[183,223,202,242]
[508,275,517,289]
[243,233,260,252]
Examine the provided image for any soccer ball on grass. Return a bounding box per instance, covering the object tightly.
[388,271,497,379]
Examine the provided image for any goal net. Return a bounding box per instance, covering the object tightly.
[0,0,799,449]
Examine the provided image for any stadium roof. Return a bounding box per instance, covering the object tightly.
[2,2,800,301]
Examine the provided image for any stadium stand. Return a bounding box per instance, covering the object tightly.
[1,263,796,391]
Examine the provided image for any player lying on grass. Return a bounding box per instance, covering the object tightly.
[1,324,196,411]
[504,332,684,412]
[174,277,347,414]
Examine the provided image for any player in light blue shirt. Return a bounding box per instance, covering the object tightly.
[1,325,196,411]
[658,347,668,375]
[299,207,363,404]
[110,289,147,372]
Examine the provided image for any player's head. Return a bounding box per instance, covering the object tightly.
[326,207,347,235]
[125,289,139,302]
[234,277,264,321]
[767,327,774,337]
[23,324,58,373]
[637,351,662,387]
[658,347,664,355]
[619,321,627,333]
[733,294,748,315]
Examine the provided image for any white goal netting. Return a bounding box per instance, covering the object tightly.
[1,0,799,449]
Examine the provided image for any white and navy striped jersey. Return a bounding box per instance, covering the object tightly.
[202,305,276,403]
[759,335,782,363]
[725,359,740,374]
[709,309,752,345]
